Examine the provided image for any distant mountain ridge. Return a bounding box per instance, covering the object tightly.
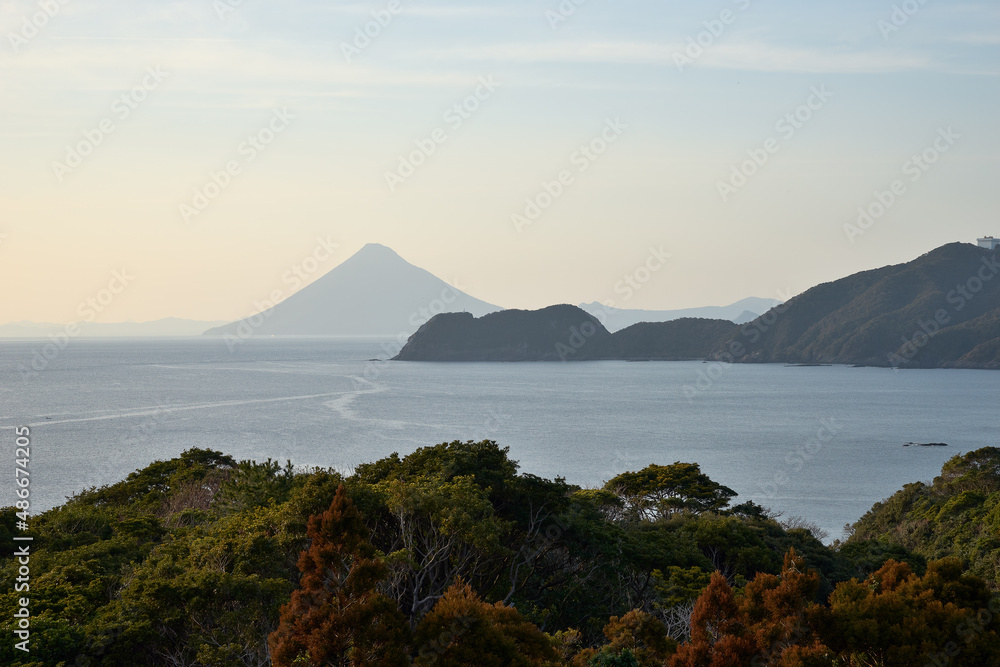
[708,243,1000,369]
[204,244,502,337]
[392,304,738,361]
[579,297,782,332]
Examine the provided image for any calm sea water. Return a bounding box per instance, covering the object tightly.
[1,338,997,541]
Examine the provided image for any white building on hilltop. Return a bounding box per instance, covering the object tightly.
[979,236,1000,250]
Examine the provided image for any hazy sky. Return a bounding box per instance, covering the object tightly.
[2,0,998,323]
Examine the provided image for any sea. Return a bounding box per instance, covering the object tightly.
[2,337,997,542]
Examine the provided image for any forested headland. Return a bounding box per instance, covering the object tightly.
[3,442,999,666]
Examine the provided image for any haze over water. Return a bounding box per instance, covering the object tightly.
[3,338,997,541]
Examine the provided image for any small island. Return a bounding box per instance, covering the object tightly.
[392,304,738,362]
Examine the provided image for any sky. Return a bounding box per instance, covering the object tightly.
[1,0,998,323]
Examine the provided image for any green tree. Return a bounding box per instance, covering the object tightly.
[596,609,677,666]
[378,473,512,625]
[605,463,737,522]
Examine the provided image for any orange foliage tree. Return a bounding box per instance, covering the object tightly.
[411,579,559,666]
[821,557,1000,666]
[670,549,832,667]
[669,569,758,667]
[268,484,411,666]
[668,549,1000,667]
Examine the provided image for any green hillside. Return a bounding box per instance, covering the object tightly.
[846,447,1000,586]
[710,243,1000,368]
[393,306,737,362]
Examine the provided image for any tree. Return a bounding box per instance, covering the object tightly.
[670,550,834,667]
[669,571,756,666]
[652,566,713,642]
[411,579,558,666]
[678,514,778,579]
[269,485,410,666]
[605,463,737,522]
[845,447,1000,586]
[76,448,236,510]
[738,549,831,666]
[936,447,1000,494]
[597,609,677,666]
[355,440,520,509]
[378,474,511,625]
[820,557,1000,666]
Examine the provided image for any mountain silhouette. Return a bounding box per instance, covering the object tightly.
[204,244,502,337]
[578,297,781,332]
